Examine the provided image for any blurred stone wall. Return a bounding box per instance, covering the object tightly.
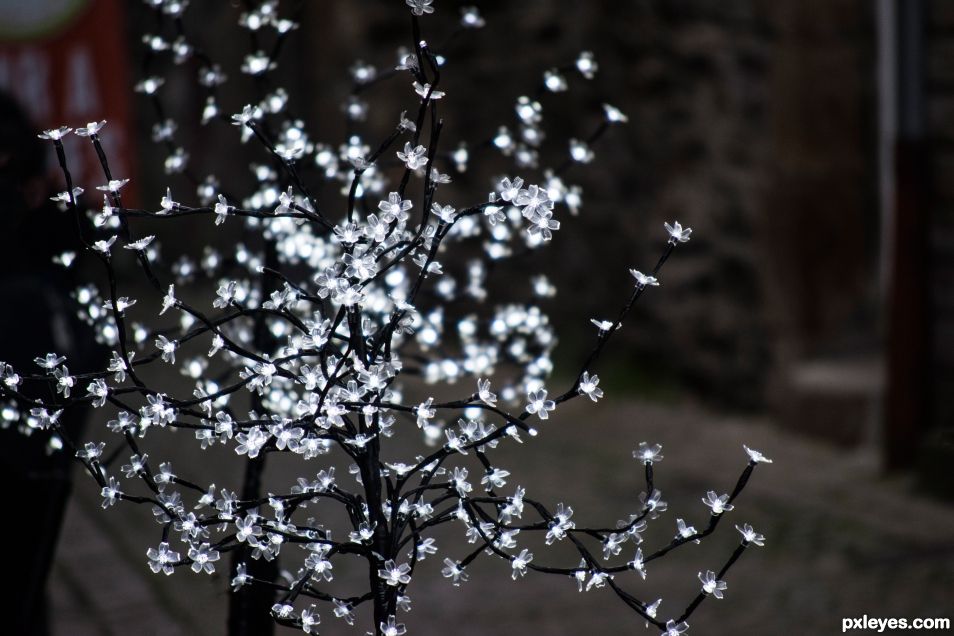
[125,1,879,411]
[927,0,954,429]
[918,0,954,491]
[304,1,810,409]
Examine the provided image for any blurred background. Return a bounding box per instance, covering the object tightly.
[1,0,953,634]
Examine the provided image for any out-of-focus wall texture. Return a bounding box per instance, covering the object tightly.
[296,1,879,415]
[918,0,954,492]
[120,0,954,471]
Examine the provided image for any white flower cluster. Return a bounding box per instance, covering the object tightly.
[0,2,773,635]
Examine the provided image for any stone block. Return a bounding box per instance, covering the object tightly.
[929,38,954,85]
[777,358,884,447]
[929,0,954,30]
[932,150,954,201]
[928,95,954,143]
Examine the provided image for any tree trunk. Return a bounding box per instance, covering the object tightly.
[228,454,279,636]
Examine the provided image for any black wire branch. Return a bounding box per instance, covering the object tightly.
[0,4,773,636]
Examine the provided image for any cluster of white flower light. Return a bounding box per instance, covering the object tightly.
[0,2,772,635]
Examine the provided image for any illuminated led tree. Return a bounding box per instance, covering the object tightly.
[1,2,771,635]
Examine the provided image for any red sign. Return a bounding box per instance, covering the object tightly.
[0,0,137,203]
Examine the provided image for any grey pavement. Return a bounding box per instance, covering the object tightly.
[49,398,954,635]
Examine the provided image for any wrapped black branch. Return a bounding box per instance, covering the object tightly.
[0,2,771,635]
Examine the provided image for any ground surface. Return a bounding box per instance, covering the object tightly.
[49,398,954,635]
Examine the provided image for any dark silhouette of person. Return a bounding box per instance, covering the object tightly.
[0,91,104,636]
